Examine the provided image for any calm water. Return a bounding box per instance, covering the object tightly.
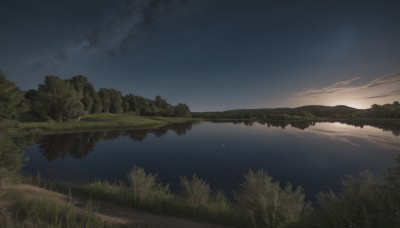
[23,121,400,200]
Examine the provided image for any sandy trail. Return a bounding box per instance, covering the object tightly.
[1,184,230,228]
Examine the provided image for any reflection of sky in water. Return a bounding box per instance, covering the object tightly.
[302,122,400,150]
[23,122,399,200]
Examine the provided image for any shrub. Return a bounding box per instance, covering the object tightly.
[234,169,307,227]
[126,166,158,205]
[179,174,211,207]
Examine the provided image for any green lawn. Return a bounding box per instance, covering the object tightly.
[13,113,198,133]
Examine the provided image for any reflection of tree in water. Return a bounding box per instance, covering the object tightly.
[290,121,316,130]
[124,129,148,142]
[0,135,25,186]
[168,123,193,136]
[124,122,194,140]
[38,132,104,160]
[336,120,400,137]
[153,127,168,138]
[259,120,291,129]
[212,119,400,136]
[242,120,254,126]
[37,122,195,160]
[102,131,122,140]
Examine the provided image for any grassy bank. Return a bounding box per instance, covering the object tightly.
[7,113,198,134]
[19,156,400,228]
[0,190,117,228]
[21,168,307,227]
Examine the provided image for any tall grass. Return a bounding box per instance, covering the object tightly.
[127,166,159,205]
[234,169,307,227]
[0,195,116,227]
[179,174,211,207]
[299,162,400,228]
[18,156,400,227]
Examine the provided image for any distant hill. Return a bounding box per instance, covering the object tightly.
[192,102,400,120]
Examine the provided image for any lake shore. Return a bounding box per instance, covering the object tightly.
[2,113,199,135]
[1,183,226,228]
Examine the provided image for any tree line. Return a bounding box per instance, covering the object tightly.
[0,71,191,122]
[193,103,400,120]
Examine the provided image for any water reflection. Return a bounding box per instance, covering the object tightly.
[36,122,194,160]
[210,119,400,136]
[304,123,400,150]
[33,120,400,162]
[23,120,400,200]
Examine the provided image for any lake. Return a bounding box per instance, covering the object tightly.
[22,120,400,200]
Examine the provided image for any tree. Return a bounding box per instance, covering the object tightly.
[68,75,88,99]
[174,103,191,117]
[0,71,25,119]
[91,94,103,113]
[98,88,111,113]
[109,89,123,113]
[98,88,123,113]
[122,94,140,114]
[155,95,163,108]
[68,75,98,113]
[33,76,84,122]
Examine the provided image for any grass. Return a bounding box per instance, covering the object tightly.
[20,158,400,228]
[11,113,198,133]
[0,190,117,228]
[22,167,307,227]
[81,179,242,226]
[13,150,400,228]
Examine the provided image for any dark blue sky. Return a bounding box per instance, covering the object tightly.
[1,0,400,111]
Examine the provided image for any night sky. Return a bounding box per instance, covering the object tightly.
[1,0,400,111]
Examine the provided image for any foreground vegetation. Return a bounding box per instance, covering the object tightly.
[23,167,308,227]
[0,191,116,228]
[19,157,400,228]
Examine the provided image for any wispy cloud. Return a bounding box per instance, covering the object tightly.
[293,73,400,108]
[366,89,400,99]
[298,76,362,97]
[367,74,400,88]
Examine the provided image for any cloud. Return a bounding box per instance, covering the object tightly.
[298,76,361,97]
[293,73,400,108]
[367,74,400,88]
[366,89,400,99]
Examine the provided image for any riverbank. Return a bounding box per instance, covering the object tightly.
[2,113,199,135]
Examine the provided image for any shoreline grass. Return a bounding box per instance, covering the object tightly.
[18,156,400,228]
[0,189,117,228]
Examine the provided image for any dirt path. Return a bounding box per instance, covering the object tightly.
[2,184,229,228]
